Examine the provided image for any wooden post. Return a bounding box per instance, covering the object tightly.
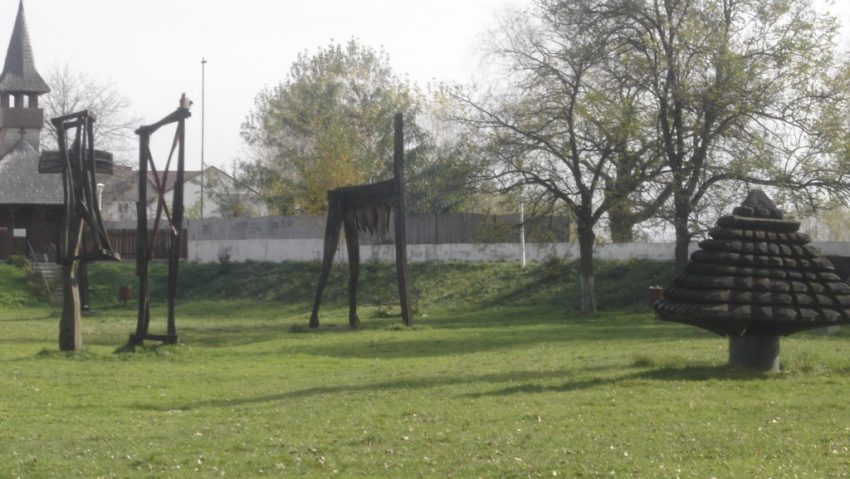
[343,217,361,328]
[79,261,90,311]
[729,335,781,373]
[310,201,343,328]
[58,218,84,351]
[133,132,150,344]
[393,113,412,326]
[55,119,84,351]
[165,117,186,342]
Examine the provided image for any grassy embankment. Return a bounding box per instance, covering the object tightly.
[2,259,850,477]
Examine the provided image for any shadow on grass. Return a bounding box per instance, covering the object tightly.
[0,300,713,360]
[139,361,774,413]
[288,324,360,334]
[96,302,710,357]
[0,337,56,346]
[286,318,710,360]
[469,364,774,398]
[137,367,581,411]
[633,365,775,381]
[0,312,56,322]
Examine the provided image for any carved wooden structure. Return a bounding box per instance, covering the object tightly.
[38,110,119,351]
[128,97,191,346]
[654,190,850,372]
[310,113,412,328]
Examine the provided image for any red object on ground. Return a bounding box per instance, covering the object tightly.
[119,285,132,304]
[648,286,664,307]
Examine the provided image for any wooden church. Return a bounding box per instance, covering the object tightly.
[0,1,61,259]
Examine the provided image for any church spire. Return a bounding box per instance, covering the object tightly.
[0,0,49,97]
[0,0,48,153]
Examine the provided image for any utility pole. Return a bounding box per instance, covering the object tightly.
[200,57,207,219]
[520,194,527,269]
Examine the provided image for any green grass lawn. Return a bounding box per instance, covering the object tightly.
[2,260,850,477]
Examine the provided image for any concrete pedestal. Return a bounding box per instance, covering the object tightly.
[728,335,780,373]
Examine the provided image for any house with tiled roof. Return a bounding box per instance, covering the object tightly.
[101,166,268,222]
[0,1,61,258]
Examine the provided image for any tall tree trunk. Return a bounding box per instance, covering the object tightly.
[608,206,635,243]
[577,223,597,315]
[605,170,636,243]
[673,194,691,272]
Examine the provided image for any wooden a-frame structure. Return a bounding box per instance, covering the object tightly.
[310,113,412,328]
[127,96,191,346]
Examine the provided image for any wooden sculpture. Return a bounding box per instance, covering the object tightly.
[310,113,412,328]
[654,190,850,372]
[128,95,191,346]
[38,110,120,351]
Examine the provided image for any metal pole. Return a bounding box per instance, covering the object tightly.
[200,57,207,219]
[520,193,527,269]
[96,182,104,210]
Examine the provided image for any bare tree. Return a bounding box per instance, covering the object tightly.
[40,63,140,164]
[453,0,663,314]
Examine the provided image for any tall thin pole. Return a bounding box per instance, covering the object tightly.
[200,57,207,219]
[520,194,527,269]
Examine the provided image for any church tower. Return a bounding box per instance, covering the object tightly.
[0,1,49,155]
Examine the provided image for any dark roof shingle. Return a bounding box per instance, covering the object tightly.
[0,141,63,205]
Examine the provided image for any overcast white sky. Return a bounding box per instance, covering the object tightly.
[0,0,523,169]
[1,0,848,171]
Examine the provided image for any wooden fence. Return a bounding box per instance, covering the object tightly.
[0,228,26,258]
[106,229,187,259]
[400,213,570,245]
[184,213,571,245]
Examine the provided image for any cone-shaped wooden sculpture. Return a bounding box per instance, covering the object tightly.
[654,190,850,372]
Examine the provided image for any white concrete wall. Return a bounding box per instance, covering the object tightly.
[187,239,711,264]
[191,240,566,263]
[187,238,850,264]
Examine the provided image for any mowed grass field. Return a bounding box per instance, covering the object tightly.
[2,260,850,478]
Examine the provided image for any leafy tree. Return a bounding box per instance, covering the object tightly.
[406,91,483,214]
[241,39,427,215]
[201,164,259,218]
[579,0,850,269]
[40,63,140,163]
[453,0,662,314]
[596,87,667,243]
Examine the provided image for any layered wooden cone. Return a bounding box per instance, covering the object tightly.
[653,190,850,371]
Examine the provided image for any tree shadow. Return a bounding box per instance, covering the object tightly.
[137,359,773,413]
[632,365,775,381]
[0,313,55,322]
[134,367,580,412]
[465,377,616,397]
[470,363,774,398]
[286,318,711,360]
